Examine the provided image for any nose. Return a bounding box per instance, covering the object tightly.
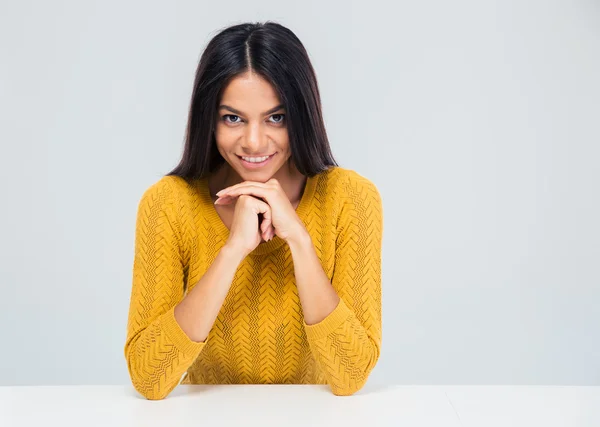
[242,121,268,154]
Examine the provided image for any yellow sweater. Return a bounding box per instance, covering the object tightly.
[124,166,383,399]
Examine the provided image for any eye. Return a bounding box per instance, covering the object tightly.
[222,114,242,124]
[269,114,285,124]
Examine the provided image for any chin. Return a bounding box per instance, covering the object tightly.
[240,171,275,183]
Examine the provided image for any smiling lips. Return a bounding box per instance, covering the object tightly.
[238,153,276,168]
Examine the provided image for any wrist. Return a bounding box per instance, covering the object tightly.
[221,242,249,262]
[285,227,311,247]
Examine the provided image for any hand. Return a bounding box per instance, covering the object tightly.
[224,194,275,257]
[215,178,307,242]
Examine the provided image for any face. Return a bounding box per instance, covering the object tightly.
[214,71,293,184]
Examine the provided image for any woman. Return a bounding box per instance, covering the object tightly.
[124,21,383,400]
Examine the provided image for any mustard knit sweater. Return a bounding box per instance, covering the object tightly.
[124,166,383,399]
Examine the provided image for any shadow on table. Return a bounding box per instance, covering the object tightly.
[355,383,396,396]
[125,382,396,400]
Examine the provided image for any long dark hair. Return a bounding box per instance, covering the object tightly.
[166,21,338,181]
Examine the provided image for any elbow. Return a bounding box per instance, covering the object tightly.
[125,349,173,401]
[140,389,169,401]
[128,369,173,401]
[330,364,374,396]
[331,376,368,396]
[330,349,380,396]
[133,382,166,401]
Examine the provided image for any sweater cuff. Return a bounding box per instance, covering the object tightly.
[161,305,207,356]
[303,298,353,342]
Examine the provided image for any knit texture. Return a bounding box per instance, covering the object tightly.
[124,166,383,399]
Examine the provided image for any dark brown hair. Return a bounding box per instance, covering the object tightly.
[166,21,338,181]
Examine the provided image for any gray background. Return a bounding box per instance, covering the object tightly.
[0,0,598,386]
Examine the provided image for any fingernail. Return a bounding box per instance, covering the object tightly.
[216,190,224,196]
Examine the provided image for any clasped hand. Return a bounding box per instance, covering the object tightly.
[215,178,305,243]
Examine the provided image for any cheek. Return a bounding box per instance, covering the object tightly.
[274,132,290,149]
[214,129,237,150]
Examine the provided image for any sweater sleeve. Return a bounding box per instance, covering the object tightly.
[303,174,383,396]
[123,178,206,400]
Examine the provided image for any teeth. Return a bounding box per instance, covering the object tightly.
[242,155,270,163]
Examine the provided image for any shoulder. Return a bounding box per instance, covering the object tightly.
[138,176,173,205]
[139,175,193,202]
[327,166,382,206]
[135,176,199,246]
[329,168,383,242]
[136,175,194,220]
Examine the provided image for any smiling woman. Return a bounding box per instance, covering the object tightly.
[215,73,289,174]
[166,21,337,185]
[124,21,383,400]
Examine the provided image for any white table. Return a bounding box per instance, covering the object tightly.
[0,384,598,426]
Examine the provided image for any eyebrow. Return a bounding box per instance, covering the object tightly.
[218,104,285,116]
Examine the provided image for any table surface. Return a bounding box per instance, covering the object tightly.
[0,384,598,427]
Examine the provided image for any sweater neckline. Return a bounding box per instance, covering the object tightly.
[196,172,319,256]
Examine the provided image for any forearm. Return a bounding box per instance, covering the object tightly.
[174,244,247,342]
[126,244,247,400]
[287,230,380,396]
[287,231,340,325]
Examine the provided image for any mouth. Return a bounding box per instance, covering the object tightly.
[237,153,276,169]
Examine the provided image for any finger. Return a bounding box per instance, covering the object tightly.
[215,194,237,205]
[217,181,269,196]
[264,227,275,241]
[261,217,270,234]
[262,205,272,235]
[222,185,272,203]
[260,219,275,239]
[252,199,275,240]
[261,220,273,240]
[216,191,264,205]
[261,220,274,236]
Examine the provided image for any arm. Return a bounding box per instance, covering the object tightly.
[288,174,383,396]
[124,179,246,400]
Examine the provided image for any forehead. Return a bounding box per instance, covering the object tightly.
[220,72,281,106]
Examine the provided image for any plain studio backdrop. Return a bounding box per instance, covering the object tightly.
[0,0,598,387]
